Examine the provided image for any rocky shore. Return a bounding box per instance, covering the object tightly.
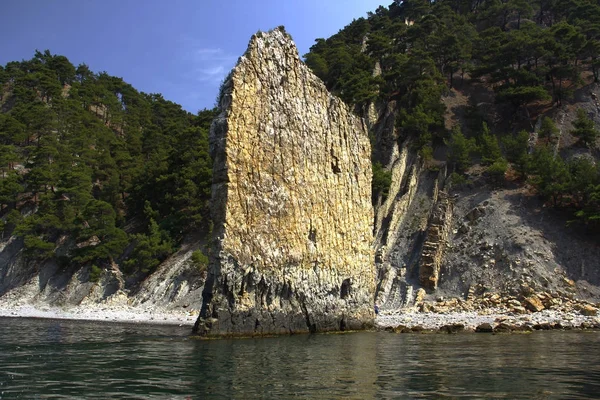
[377,284,600,333]
[2,281,598,332]
[1,301,599,334]
[377,310,600,333]
[0,303,199,326]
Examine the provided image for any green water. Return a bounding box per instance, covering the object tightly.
[1,317,600,398]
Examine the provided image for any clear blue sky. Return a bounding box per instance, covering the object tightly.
[0,0,387,113]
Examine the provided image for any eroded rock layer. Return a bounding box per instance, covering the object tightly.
[194,28,375,336]
[419,191,453,290]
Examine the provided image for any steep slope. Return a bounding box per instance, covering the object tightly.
[304,1,600,317]
[0,234,206,316]
[194,28,375,336]
[0,51,214,319]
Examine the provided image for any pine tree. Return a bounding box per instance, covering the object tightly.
[571,108,599,148]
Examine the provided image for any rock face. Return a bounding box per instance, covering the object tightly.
[194,28,375,336]
[0,235,206,312]
[419,191,453,290]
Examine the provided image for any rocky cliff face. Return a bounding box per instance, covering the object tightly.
[371,82,600,313]
[418,188,453,291]
[0,235,206,314]
[195,28,375,336]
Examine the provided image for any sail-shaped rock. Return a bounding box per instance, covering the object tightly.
[194,27,374,336]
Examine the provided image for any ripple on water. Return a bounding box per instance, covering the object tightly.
[1,317,600,398]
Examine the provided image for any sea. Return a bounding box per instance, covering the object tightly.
[1,317,600,399]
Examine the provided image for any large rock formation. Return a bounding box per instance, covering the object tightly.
[194,27,375,336]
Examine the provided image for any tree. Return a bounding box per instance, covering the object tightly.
[372,162,392,202]
[446,126,478,173]
[502,130,530,177]
[1,50,215,272]
[479,122,502,165]
[487,157,508,184]
[530,146,571,207]
[571,108,599,148]
[0,173,22,209]
[496,85,551,113]
[568,156,598,208]
[124,219,173,274]
[73,200,128,263]
[539,116,559,141]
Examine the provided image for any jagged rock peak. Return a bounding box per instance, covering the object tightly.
[195,27,375,336]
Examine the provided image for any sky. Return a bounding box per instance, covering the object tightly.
[0,0,387,113]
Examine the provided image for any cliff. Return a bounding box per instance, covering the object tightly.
[194,28,375,336]
[372,83,600,316]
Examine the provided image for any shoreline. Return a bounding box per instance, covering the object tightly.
[377,309,600,332]
[2,303,600,332]
[0,304,198,327]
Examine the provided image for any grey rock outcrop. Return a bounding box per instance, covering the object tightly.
[0,234,206,312]
[194,27,375,336]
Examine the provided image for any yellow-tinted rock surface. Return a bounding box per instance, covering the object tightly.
[194,28,374,336]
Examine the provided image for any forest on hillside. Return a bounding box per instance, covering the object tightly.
[1,0,600,279]
[304,0,600,230]
[0,51,214,277]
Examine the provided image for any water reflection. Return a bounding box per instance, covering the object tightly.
[1,317,600,399]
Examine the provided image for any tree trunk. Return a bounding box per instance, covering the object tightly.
[558,78,563,106]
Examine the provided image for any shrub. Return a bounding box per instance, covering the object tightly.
[539,117,559,141]
[571,108,599,148]
[479,123,502,165]
[487,158,508,184]
[446,126,478,172]
[89,265,103,283]
[190,250,209,273]
[449,172,467,186]
[372,162,393,201]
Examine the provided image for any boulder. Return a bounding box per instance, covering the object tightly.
[579,304,598,316]
[523,296,545,312]
[439,323,465,334]
[475,323,494,333]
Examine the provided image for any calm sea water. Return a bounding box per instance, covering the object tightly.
[1,317,600,399]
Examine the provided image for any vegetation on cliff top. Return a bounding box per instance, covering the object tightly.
[304,0,600,229]
[0,50,215,274]
[2,0,600,277]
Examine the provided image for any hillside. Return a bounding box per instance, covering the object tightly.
[2,1,600,330]
[0,51,214,308]
[303,0,600,314]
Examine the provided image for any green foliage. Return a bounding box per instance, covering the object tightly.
[479,123,502,165]
[189,250,209,272]
[419,145,434,165]
[73,200,128,264]
[529,146,571,207]
[526,148,600,227]
[539,117,560,141]
[124,219,173,274]
[571,108,599,148]
[487,157,508,184]
[23,234,55,259]
[1,50,214,273]
[496,86,551,109]
[303,19,379,105]
[372,162,392,202]
[446,126,477,173]
[449,172,467,186]
[89,265,103,283]
[301,0,600,208]
[502,130,530,177]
